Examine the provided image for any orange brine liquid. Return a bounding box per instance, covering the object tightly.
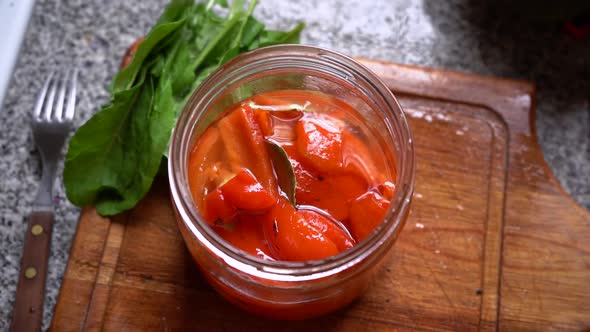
[188,90,396,261]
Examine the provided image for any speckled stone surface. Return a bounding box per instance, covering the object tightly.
[0,0,588,330]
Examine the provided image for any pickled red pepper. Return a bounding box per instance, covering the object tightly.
[188,90,395,261]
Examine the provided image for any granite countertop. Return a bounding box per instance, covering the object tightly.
[1,0,588,330]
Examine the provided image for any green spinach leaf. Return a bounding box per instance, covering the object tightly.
[64,0,304,216]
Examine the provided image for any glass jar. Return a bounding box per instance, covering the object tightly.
[168,45,415,319]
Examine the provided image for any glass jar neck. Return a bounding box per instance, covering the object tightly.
[169,45,415,282]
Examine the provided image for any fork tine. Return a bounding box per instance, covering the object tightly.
[54,71,67,121]
[42,73,58,121]
[34,71,54,120]
[64,68,78,121]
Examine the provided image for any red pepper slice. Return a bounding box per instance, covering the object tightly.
[203,188,236,223]
[214,214,274,260]
[295,118,343,173]
[283,144,367,222]
[220,169,276,211]
[264,198,355,261]
[217,105,278,199]
[349,191,390,241]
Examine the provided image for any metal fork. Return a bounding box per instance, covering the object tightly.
[10,69,77,332]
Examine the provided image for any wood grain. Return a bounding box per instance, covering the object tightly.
[11,211,55,332]
[50,56,590,331]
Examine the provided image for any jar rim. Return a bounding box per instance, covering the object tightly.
[168,44,415,282]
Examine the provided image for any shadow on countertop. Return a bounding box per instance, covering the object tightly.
[422,0,590,107]
[422,0,590,210]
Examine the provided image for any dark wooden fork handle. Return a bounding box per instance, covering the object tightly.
[10,211,54,332]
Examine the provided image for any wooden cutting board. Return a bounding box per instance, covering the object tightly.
[50,57,590,331]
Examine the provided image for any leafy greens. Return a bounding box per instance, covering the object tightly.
[63,0,304,216]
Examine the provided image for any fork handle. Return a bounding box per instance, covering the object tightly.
[10,211,54,332]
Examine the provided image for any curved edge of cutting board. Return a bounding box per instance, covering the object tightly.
[358,58,590,330]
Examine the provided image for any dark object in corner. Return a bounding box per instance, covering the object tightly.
[492,0,590,23]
